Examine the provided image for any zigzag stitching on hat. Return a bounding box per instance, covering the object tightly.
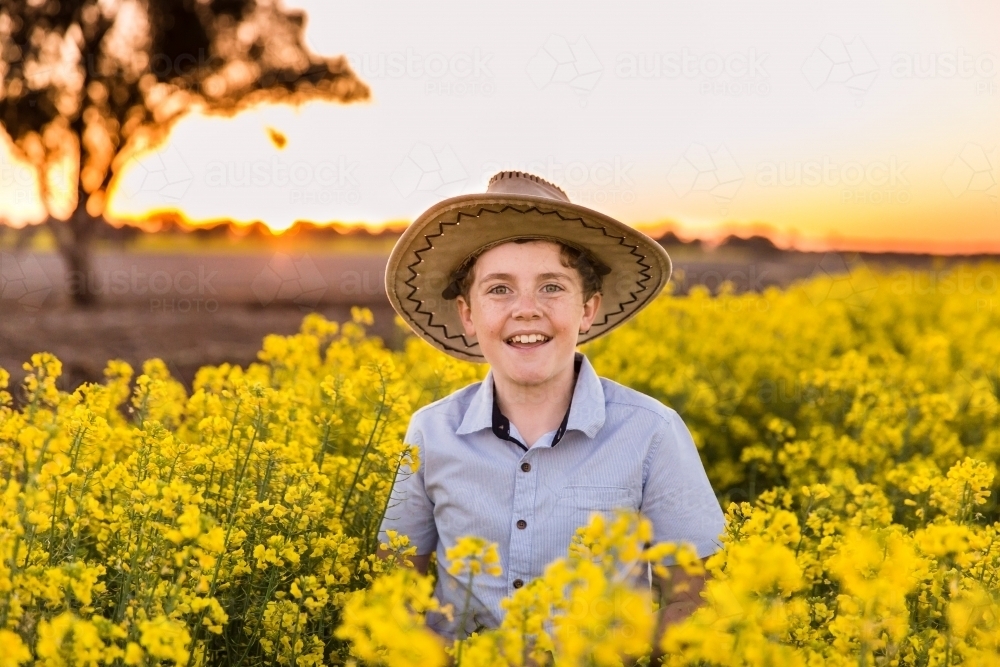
[401,204,657,354]
[403,212,484,355]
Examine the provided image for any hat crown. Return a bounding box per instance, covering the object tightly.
[486,171,570,202]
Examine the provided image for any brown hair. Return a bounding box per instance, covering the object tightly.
[441,238,611,303]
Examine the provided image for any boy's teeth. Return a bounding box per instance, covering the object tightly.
[510,334,548,344]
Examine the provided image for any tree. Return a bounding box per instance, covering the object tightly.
[0,0,369,305]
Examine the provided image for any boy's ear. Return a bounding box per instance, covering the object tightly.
[579,292,602,334]
[456,295,477,337]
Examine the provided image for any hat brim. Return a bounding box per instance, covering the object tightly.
[385,193,672,363]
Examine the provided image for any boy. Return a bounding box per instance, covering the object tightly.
[378,171,725,650]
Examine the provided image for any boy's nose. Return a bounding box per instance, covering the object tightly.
[511,291,543,318]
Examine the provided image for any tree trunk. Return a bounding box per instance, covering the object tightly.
[48,192,99,308]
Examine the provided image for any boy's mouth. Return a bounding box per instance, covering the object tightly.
[505,333,552,348]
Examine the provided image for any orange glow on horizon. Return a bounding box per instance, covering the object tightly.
[631,219,1000,256]
[104,205,413,236]
[1,101,997,256]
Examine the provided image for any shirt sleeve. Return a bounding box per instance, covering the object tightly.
[378,416,439,555]
[639,409,725,561]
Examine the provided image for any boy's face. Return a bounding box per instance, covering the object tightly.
[455,240,602,388]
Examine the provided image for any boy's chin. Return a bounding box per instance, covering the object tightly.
[488,351,567,384]
[501,365,547,381]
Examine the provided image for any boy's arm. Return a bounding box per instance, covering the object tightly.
[639,411,725,566]
[377,422,439,571]
[648,559,710,663]
[636,412,724,665]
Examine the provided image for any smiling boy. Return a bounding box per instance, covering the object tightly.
[378,171,725,649]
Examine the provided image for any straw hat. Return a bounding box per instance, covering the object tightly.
[385,171,672,363]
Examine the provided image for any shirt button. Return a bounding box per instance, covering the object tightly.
[512,578,524,589]
[517,519,527,529]
[520,462,531,472]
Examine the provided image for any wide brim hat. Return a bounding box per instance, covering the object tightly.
[385,171,672,363]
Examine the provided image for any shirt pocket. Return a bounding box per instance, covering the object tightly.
[557,485,635,527]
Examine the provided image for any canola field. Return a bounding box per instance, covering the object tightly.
[1,264,999,666]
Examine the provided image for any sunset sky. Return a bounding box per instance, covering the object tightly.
[2,0,999,253]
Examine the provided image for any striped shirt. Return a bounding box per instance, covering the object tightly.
[378,352,725,640]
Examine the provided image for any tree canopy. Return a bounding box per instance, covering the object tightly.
[0,0,369,303]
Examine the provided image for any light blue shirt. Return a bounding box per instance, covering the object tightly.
[378,352,725,640]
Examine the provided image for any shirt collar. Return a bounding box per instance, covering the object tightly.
[456,352,606,445]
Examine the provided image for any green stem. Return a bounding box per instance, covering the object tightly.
[339,371,389,523]
[456,571,475,666]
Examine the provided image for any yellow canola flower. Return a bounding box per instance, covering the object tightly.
[335,568,448,667]
[165,504,204,545]
[550,559,656,666]
[827,529,923,656]
[123,642,145,666]
[447,536,503,578]
[0,630,31,667]
[930,457,996,521]
[139,617,191,665]
[36,613,104,667]
[914,521,992,568]
[2,271,1000,667]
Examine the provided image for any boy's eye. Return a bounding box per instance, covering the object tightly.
[488,285,510,295]
[542,284,563,293]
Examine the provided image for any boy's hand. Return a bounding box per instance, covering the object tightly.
[375,541,433,576]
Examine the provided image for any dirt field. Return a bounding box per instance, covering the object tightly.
[0,249,400,393]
